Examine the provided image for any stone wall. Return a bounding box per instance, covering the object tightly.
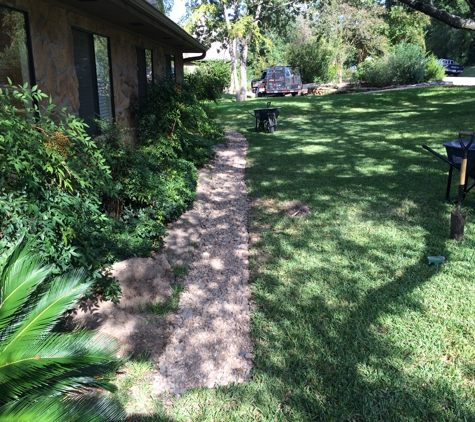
[0,0,184,131]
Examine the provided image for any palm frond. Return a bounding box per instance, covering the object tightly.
[0,394,126,422]
[0,241,52,332]
[0,240,125,419]
[1,269,92,355]
[0,332,121,404]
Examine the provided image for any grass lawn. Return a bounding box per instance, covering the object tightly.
[122,87,475,421]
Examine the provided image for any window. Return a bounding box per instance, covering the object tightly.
[72,28,114,134]
[0,5,34,88]
[166,54,175,80]
[137,47,153,106]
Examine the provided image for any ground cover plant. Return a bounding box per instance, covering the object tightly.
[0,79,222,304]
[97,77,223,262]
[128,87,475,420]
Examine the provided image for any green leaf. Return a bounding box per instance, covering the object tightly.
[0,395,125,422]
[0,241,124,419]
[1,269,92,355]
[0,242,51,332]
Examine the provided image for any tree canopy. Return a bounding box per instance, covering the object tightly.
[185,0,304,100]
[397,0,475,30]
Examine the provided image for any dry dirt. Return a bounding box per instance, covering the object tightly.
[68,130,253,397]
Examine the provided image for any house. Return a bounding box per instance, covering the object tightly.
[184,41,231,63]
[0,0,207,134]
[184,41,230,72]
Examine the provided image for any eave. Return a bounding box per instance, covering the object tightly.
[53,0,206,53]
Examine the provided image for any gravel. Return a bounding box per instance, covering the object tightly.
[152,130,253,395]
[68,130,253,397]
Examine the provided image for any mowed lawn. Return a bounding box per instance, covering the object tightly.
[145,87,475,421]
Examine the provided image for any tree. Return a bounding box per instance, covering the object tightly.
[426,18,475,62]
[287,1,388,83]
[285,17,338,83]
[393,0,475,63]
[0,8,29,86]
[0,240,125,421]
[186,0,303,101]
[396,0,475,31]
[248,26,290,79]
[385,6,430,49]
[145,0,174,15]
[184,0,239,95]
[319,1,389,81]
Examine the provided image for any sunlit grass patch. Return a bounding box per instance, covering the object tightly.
[127,87,475,421]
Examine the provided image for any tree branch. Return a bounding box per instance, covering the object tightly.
[253,0,300,24]
[398,0,475,30]
[464,0,475,15]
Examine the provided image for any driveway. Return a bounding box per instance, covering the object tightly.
[444,76,475,85]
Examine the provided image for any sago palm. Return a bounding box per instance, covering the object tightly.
[0,241,125,421]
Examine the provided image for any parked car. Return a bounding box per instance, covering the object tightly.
[437,59,464,76]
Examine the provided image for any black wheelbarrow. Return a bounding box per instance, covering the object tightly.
[423,132,475,203]
[250,101,281,133]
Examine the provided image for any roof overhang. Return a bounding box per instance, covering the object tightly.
[53,0,206,53]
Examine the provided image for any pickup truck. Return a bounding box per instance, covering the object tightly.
[437,59,464,76]
[251,66,302,97]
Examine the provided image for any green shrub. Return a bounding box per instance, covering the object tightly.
[424,54,446,81]
[184,59,231,102]
[388,42,426,85]
[0,82,121,303]
[95,120,198,259]
[138,77,222,167]
[355,43,435,87]
[355,58,394,87]
[0,240,125,421]
[1,77,222,306]
[285,36,337,84]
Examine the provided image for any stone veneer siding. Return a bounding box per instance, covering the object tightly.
[0,0,184,131]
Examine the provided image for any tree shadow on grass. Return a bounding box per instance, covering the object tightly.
[247,207,475,420]
[238,87,475,420]
[137,88,475,420]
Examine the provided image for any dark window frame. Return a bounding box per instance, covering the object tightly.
[72,26,115,134]
[0,4,36,88]
[136,46,153,106]
[166,54,175,81]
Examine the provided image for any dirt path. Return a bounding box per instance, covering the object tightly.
[69,130,253,397]
[152,130,253,395]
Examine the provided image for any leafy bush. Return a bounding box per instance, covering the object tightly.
[95,121,198,259]
[424,54,446,81]
[388,42,426,85]
[138,77,222,167]
[285,36,337,83]
[1,77,222,305]
[355,58,394,87]
[184,59,231,102]
[0,82,121,302]
[104,155,197,256]
[355,43,441,87]
[0,240,125,421]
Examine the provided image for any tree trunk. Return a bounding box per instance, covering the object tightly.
[228,39,239,94]
[238,40,248,102]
